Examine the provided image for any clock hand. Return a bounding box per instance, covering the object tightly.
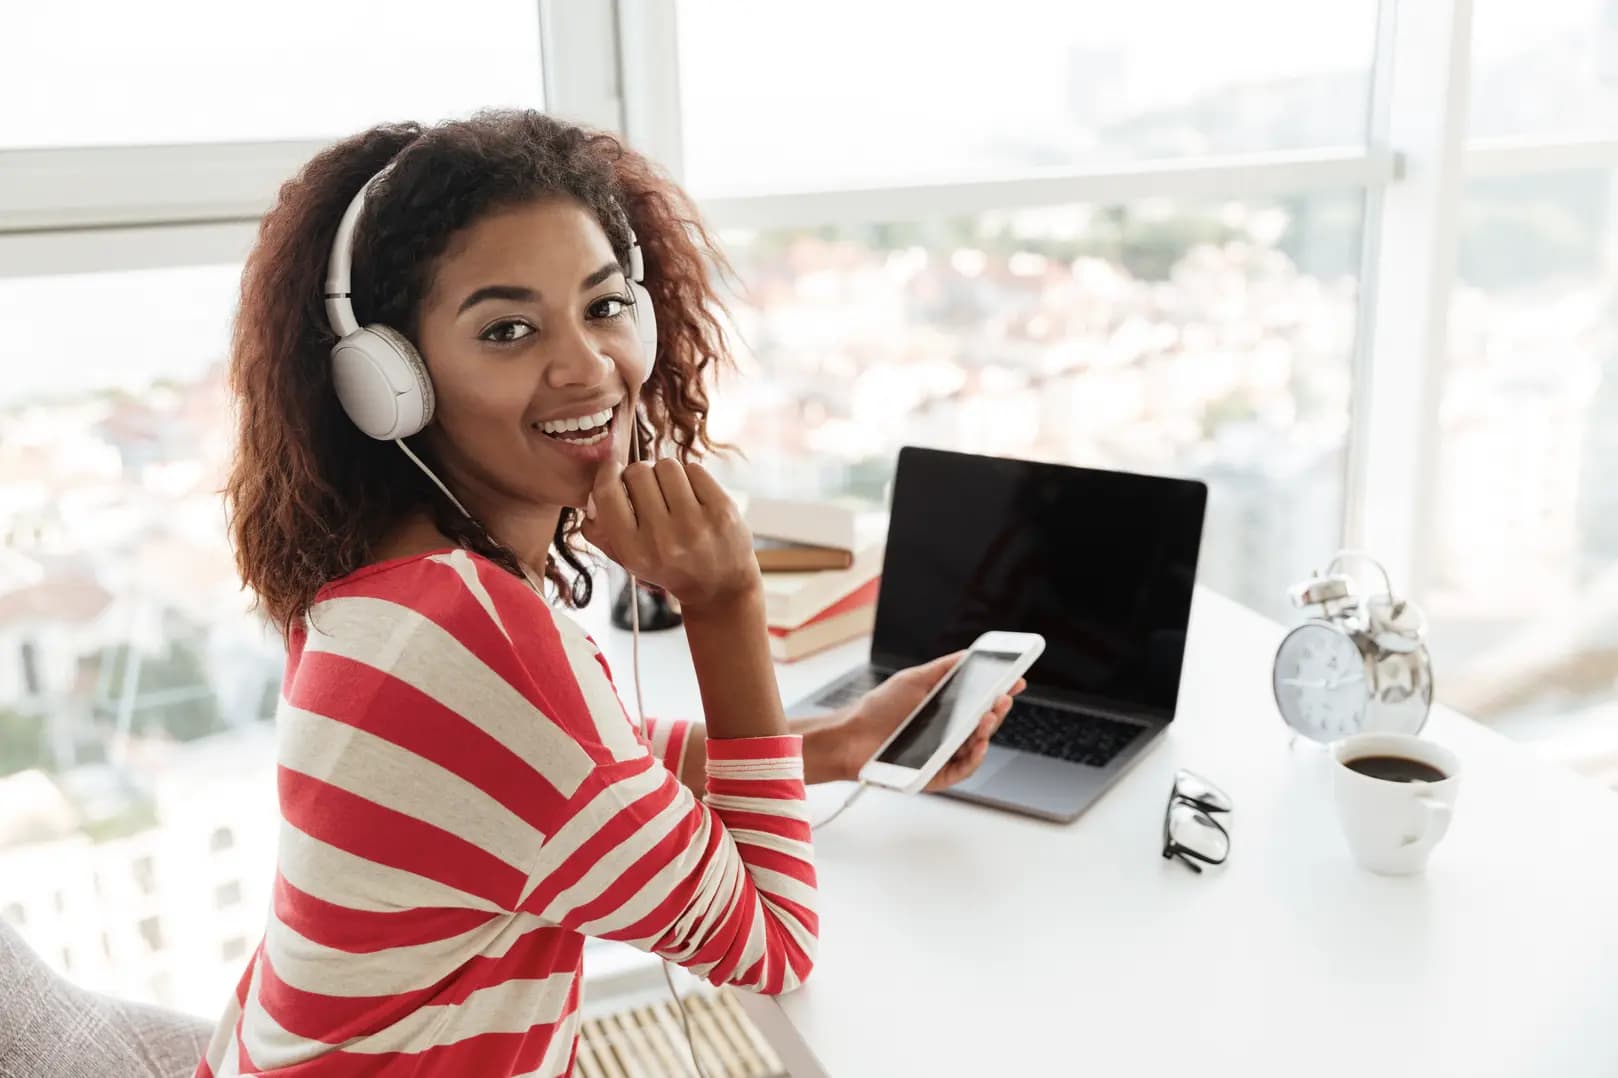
[1279,677,1329,689]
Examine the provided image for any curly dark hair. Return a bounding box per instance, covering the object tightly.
[225,110,734,637]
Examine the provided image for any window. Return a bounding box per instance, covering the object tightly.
[220,935,248,962]
[1428,168,1618,734]
[707,192,1362,620]
[18,639,41,696]
[1470,0,1618,138]
[676,0,1379,192]
[0,260,282,1011]
[214,880,243,910]
[0,265,241,405]
[131,856,157,897]
[4,0,543,148]
[1,902,22,927]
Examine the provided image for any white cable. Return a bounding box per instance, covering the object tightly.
[813,781,869,831]
[662,960,709,1078]
[637,577,707,1078]
[393,438,473,519]
[625,411,710,1078]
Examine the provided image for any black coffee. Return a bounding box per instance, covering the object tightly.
[1345,754,1447,783]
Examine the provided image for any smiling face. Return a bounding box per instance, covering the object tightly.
[412,196,645,517]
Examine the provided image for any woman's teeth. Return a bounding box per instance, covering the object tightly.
[535,408,615,445]
[551,427,611,446]
[538,407,613,435]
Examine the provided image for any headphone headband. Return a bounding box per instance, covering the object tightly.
[322,163,648,343]
[323,164,390,338]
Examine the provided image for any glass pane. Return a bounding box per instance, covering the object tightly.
[677,0,1378,194]
[0,264,282,1015]
[1470,0,1618,138]
[706,193,1363,620]
[1431,170,1618,758]
[5,0,541,148]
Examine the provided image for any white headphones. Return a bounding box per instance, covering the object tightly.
[323,163,659,442]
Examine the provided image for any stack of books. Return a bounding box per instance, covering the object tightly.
[745,495,885,662]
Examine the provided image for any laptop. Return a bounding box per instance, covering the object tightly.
[788,446,1207,823]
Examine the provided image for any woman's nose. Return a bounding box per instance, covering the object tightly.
[544,322,613,389]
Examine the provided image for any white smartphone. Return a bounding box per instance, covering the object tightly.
[858,631,1046,794]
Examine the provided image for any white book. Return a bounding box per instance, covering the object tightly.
[760,540,885,630]
[744,495,875,552]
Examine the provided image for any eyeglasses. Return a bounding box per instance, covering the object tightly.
[1162,769,1232,874]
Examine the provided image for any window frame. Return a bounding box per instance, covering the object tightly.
[3,0,1617,629]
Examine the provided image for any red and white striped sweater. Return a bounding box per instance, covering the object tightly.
[196,548,817,1077]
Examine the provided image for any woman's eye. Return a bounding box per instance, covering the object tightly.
[589,295,631,320]
[480,319,535,344]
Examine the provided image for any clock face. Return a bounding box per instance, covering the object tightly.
[1273,623,1368,741]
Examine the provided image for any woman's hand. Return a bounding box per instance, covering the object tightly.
[581,459,761,613]
[833,653,1027,791]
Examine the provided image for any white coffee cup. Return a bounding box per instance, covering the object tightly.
[1330,732,1459,876]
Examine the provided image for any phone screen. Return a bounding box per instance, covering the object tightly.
[876,650,1022,770]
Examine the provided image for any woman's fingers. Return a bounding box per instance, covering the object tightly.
[926,698,1014,791]
[583,456,758,607]
[652,457,701,519]
[682,461,729,506]
[928,736,991,790]
[586,465,639,554]
[620,461,670,522]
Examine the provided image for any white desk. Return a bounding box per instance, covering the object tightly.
[582,586,1618,1078]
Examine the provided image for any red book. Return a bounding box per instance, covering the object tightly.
[767,577,879,662]
[761,541,883,629]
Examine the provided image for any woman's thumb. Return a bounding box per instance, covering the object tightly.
[920,650,967,683]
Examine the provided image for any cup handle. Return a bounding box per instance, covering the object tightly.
[1400,794,1452,849]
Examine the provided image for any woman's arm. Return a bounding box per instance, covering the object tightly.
[670,655,1025,795]
[673,712,853,792]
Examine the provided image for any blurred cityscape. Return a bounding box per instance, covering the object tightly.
[3,12,1617,1014]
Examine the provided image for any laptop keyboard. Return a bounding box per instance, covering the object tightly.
[808,669,886,710]
[813,671,1145,771]
[991,699,1145,769]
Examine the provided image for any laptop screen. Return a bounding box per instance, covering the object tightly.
[870,447,1206,721]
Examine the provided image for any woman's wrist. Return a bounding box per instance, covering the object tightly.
[677,573,765,625]
[797,712,858,784]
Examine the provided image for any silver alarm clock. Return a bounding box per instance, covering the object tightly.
[1272,550,1433,743]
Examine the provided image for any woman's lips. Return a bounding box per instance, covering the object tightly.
[533,412,618,463]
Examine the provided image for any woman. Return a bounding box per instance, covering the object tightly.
[201,110,1022,1077]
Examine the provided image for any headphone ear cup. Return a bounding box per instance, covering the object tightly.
[627,278,658,386]
[330,324,435,440]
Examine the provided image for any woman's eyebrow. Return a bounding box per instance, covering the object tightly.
[455,262,622,315]
[580,260,623,290]
[457,284,538,315]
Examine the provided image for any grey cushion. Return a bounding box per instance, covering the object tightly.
[0,918,209,1078]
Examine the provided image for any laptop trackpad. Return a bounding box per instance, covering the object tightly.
[949,745,1020,794]
[948,746,1109,820]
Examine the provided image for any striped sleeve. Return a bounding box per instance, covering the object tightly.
[546,621,812,990]
[512,621,816,994]
[516,734,816,993]
[642,716,694,778]
[579,630,693,780]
